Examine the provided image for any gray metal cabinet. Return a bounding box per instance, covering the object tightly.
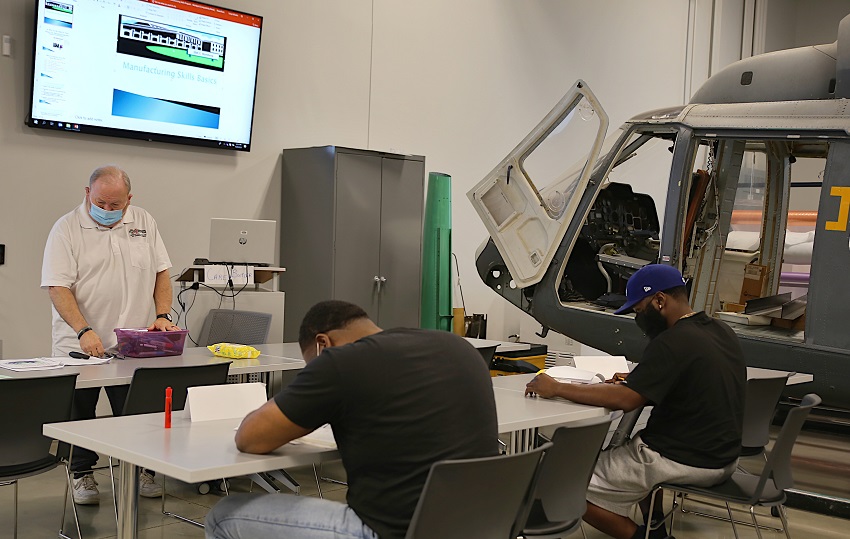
[280,146,425,340]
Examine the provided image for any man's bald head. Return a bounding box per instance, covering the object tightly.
[89,165,131,194]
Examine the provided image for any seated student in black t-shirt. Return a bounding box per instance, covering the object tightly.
[205,300,499,539]
[525,264,746,539]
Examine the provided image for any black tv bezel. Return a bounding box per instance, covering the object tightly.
[25,0,263,152]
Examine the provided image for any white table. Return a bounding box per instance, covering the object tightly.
[464,337,531,353]
[45,378,605,539]
[2,346,305,388]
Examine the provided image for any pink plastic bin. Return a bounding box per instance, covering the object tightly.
[114,328,189,358]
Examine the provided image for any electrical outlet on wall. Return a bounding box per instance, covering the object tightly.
[2,35,11,57]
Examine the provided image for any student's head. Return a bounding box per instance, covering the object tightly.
[614,265,691,339]
[85,165,133,228]
[298,300,381,362]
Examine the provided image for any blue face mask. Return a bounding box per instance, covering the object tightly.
[89,203,124,226]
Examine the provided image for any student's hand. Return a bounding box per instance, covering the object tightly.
[148,318,180,331]
[606,372,630,384]
[525,373,560,398]
[80,330,105,358]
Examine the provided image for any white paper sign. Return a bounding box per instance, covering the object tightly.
[204,264,255,286]
[185,382,267,422]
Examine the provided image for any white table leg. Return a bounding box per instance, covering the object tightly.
[117,461,140,539]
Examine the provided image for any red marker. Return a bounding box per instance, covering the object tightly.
[165,386,172,429]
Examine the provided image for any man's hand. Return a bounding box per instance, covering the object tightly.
[606,372,630,384]
[525,373,562,398]
[148,317,180,331]
[79,330,105,357]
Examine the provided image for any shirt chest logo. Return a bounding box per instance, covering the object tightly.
[129,228,147,238]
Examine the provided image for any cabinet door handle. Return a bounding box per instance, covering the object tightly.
[374,275,382,292]
[380,276,387,283]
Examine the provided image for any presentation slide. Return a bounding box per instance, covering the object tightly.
[30,0,262,150]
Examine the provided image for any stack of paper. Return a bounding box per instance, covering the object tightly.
[295,424,337,449]
[59,356,112,366]
[0,358,63,372]
[544,365,605,384]
[572,356,630,381]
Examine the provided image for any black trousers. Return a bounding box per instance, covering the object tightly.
[68,385,129,477]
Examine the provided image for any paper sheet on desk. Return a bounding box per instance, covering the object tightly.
[292,424,337,449]
[572,356,629,381]
[0,358,63,371]
[544,365,606,384]
[55,356,112,366]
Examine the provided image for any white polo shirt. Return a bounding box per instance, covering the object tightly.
[41,203,172,355]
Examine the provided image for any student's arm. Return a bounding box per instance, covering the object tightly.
[235,400,312,454]
[525,373,647,412]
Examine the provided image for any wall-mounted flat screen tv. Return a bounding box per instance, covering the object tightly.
[27,0,262,151]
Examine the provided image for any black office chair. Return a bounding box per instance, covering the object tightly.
[198,309,272,347]
[646,393,821,539]
[0,374,80,539]
[109,363,231,527]
[120,363,232,415]
[404,443,551,539]
[519,415,613,538]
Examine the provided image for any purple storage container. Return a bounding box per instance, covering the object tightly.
[114,328,189,358]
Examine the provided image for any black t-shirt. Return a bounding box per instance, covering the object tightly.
[274,328,499,539]
[624,312,746,468]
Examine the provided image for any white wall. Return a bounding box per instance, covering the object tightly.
[0,0,374,358]
[0,0,794,358]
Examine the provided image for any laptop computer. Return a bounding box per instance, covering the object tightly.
[208,218,276,266]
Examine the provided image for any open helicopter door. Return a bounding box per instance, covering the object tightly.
[467,80,609,288]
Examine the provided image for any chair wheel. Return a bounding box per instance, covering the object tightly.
[217,479,230,492]
[198,482,211,495]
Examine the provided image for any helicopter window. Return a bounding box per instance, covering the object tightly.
[557,130,672,306]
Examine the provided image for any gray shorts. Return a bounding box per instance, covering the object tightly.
[586,434,737,517]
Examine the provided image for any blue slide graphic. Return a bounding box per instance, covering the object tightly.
[111,89,219,129]
[44,17,72,28]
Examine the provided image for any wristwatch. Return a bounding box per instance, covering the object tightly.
[156,313,173,322]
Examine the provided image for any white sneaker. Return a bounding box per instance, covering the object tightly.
[73,474,100,505]
[139,470,163,498]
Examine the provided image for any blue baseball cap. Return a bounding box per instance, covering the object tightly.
[614,264,687,315]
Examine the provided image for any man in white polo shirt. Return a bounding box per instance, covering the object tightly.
[42,165,178,504]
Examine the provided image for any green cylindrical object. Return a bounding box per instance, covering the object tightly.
[420,172,453,331]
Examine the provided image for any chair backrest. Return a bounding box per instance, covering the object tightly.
[198,309,272,347]
[525,415,613,526]
[405,443,550,539]
[750,393,821,501]
[741,374,790,451]
[477,345,497,367]
[122,363,231,415]
[0,374,78,467]
[607,406,643,449]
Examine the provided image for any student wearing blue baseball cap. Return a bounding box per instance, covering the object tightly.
[526,264,746,539]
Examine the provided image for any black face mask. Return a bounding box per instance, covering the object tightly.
[635,304,668,339]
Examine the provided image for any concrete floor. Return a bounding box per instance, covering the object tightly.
[2,447,847,539]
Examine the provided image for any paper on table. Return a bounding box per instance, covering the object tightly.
[57,356,112,366]
[186,382,267,422]
[572,356,629,381]
[0,358,63,371]
[294,424,337,449]
[544,365,605,384]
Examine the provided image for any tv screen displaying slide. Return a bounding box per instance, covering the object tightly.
[28,0,262,151]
